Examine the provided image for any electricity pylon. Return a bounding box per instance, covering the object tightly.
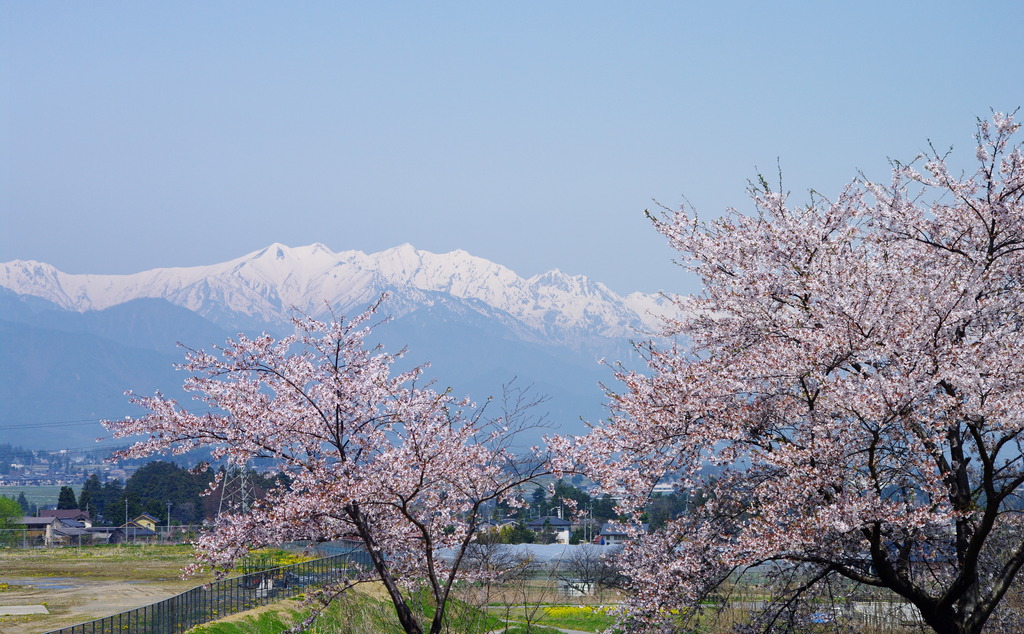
[217,465,256,518]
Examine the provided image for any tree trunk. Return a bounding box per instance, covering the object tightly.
[348,504,423,634]
[917,604,967,634]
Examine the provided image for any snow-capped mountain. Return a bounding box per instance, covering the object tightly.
[0,245,684,450]
[0,243,679,342]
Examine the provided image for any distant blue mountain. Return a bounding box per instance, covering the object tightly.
[0,245,680,451]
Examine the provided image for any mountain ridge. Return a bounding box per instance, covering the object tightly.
[0,245,683,449]
[0,243,680,342]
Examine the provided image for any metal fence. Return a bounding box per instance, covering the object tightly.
[46,547,373,634]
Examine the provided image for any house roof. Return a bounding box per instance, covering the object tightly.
[18,516,59,527]
[117,526,158,538]
[527,515,572,528]
[40,509,91,520]
[134,513,161,523]
[479,518,520,528]
[54,526,91,537]
[599,522,648,536]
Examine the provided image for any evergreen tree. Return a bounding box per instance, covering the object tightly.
[16,492,32,514]
[552,480,590,507]
[78,473,102,515]
[646,493,689,531]
[550,480,592,519]
[530,485,547,516]
[592,494,617,524]
[497,521,535,544]
[569,527,585,545]
[96,479,124,525]
[125,460,209,524]
[57,485,77,510]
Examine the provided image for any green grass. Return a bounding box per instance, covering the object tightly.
[0,543,204,581]
[188,590,504,634]
[0,484,75,509]
[189,609,300,634]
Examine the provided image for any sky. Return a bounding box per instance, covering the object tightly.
[2,2,1021,296]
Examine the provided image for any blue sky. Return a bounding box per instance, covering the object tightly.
[2,2,1021,295]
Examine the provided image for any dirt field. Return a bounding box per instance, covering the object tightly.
[0,545,213,634]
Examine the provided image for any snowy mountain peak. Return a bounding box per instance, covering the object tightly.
[0,244,679,340]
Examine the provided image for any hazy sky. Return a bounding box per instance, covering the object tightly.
[2,2,1021,296]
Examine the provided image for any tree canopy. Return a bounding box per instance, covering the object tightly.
[0,496,22,546]
[56,485,77,510]
[556,114,1024,634]
[125,461,212,525]
[105,300,546,634]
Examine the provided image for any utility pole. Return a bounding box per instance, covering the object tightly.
[591,503,594,543]
[124,497,130,544]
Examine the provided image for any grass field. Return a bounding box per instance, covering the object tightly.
[0,485,76,509]
[1,544,621,634]
[0,544,211,634]
[187,588,507,634]
[188,582,625,634]
[0,543,199,581]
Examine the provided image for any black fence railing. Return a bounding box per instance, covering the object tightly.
[46,547,372,634]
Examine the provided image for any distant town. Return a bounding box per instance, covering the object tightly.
[0,442,144,489]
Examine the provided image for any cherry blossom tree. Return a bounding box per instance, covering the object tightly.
[555,114,1024,634]
[104,300,547,634]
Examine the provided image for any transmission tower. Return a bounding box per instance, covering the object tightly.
[217,465,256,518]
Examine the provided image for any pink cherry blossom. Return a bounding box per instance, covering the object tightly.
[104,298,547,634]
[564,114,1024,634]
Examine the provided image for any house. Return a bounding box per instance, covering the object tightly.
[527,516,573,544]
[477,518,520,532]
[16,516,61,546]
[597,522,648,546]
[52,519,92,545]
[109,525,159,544]
[15,516,112,546]
[98,513,163,543]
[132,513,161,532]
[651,481,678,496]
[40,509,93,528]
[85,526,118,544]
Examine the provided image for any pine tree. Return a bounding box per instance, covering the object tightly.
[57,485,77,510]
[16,491,31,514]
[96,479,124,525]
[78,473,102,515]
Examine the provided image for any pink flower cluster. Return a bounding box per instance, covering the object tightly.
[560,114,1024,632]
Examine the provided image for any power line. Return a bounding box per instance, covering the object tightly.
[2,407,218,430]
[3,419,112,431]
